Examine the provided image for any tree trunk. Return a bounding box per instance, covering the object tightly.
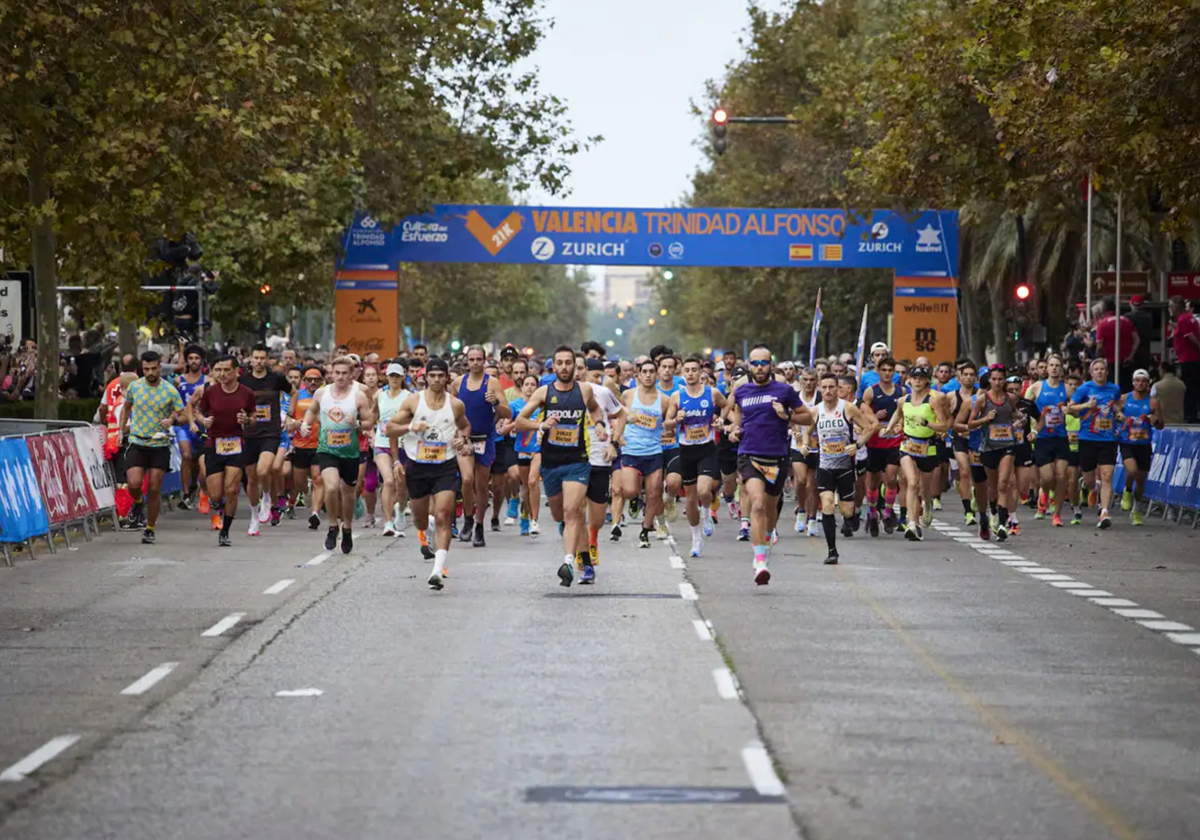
[117,285,138,358]
[29,143,59,419]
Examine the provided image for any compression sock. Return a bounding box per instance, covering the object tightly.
[963,498,973,514]
[589,525,600,547]
[220,514,233,536]
[822,513,837,550]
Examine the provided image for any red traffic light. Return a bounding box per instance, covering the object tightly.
[712,108,729,125]
[260,283,272,295]
[1015,283,1031,301]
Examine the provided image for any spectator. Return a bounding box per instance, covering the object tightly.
[1126,295,1155,371]
[1095,296,1139,388]
[1169,296,1200,422]
[1152,361,1187,426]
[1062,323,1089,362]
[63,334,103,398]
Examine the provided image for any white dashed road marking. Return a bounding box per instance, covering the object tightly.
[263,579,296,595]
[692,619,714,640]
[742,741,786,796]
[713,668,739,699]
[0,735,81,782]
[679,582,698,601]
[120,662,178,696]
[201,613,245,637]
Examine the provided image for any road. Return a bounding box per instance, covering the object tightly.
[0,500,1198,840]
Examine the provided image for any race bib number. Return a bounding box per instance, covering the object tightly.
[752,459,780,483]
[629,411,658,430]
[968,450,982,466]
[821,440,846,456]
[255,404,271,421]
[1045,407,1063,428]
[685,425,709,443]
[1014,427,1025,444]
[988,424,1012,441]
[417,441,448,462]
[215,437,242,456]
[327,430,353,447]
[473,439,488,455]
[902,439,930,457]
[1094,417,1113,432]
[1067,430,1079,444]
[1129,426,1150,442]
[661,426,676,445]
[548,426,579,446]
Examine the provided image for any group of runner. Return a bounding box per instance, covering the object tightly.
[106,335,1164,588]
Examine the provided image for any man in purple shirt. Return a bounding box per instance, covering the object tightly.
[727,343,814,585]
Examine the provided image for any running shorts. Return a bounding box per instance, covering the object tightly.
[1120,442,1152,473]
[679,442,719,486]
[406,461,459,500]
[1034,436,1070,467]
[316,452,359,486]
[816,467,856,503]
[1079,440,1118,473]
[737,454,788,496]
[586,465,612,505]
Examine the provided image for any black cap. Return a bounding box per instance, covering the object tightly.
[426,358,449,374]
[910,366,931,379]
[585,358,605,372]
[500,344,518,358]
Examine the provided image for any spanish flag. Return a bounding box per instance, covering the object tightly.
[789,244,813,261]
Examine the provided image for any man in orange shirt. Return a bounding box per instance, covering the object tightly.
[287,366,325,529]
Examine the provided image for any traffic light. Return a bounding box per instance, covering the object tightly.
[711,108,729,155]
[450,339,462,352]
[260,283,272,295]
[1013,282,1034,343]
[1015,283,1031,301]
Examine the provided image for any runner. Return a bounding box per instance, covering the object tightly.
[947,361,979,524]
[192,355,256,546]
[1027,355,1073,526]
[967,366,1019,541]
[1068,358,1122,529]
[240,344,293,537]
[717,365,747,538]
[615,358,669,549]
[861,357,905,537]
[504,373,543,537]
[289,366,324,530]
[376,362,410,536]
[1117,369,1162,526]
[1064,371,1085,524]
[657,354,682,537]
[173,344,207,509]
[885,366,952,541]
[299,356,374,554]
[805,372,877,564]
[725,344,813,584]
[790,367,821,538]
[454,346,511,547]
[514,345,610,586]
[668,354,726,558]
[389,358,472,589]
[119,351,185,544]
[583,358,625,565]
[1008,375,1038,534]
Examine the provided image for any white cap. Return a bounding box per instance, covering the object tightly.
[870,341,889,353]
[715,361,726,371]
[385,362,405,377]
[1133,368,1150,379]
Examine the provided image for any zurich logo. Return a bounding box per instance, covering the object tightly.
[360,216,378,229]
[870,222,889,240]
[531,237,556,261]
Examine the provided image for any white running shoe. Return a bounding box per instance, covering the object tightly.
[382,520,397,536]
[394,503,403,523]
[665,495,678,522]
[504,516,516,526]
[247,516,260,537]
[529,519,540,538]
[362,513,376,529]
[794,511,806,533]
[655,515,670,540]
[770,529,779,546]
[753,558,771,586]
[932,497,943,511]
[806,519,820,538]
[394,515,406,534]
[257,495,271,523]
[702,509,714,538]
[691,535,704,558]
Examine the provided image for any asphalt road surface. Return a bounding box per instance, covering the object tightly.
[1,499,1198,840]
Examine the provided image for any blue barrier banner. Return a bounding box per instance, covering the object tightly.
[341,206,959,276]
[1141,428,1200,509]
[0,438,50,542]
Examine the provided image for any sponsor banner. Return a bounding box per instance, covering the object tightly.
[340,206,959,276]
[1119,427,1200,511]
[70,426,116,510]
[26,431,98,525]
[0,438,50,543]
[892,276,958,362]
[1167,273,1200,301]
[0,274,26,345]
[334,276,399,358]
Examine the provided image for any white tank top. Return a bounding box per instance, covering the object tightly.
[375,388,410,449]
[791,389,821,451]
[403,390,458,464]
[815,398,853,469]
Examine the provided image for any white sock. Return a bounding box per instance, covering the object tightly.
[564,553,574,566]
[433,549,447,575]
[690,523,702,539]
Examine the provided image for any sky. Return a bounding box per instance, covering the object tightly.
[524,0,785,210]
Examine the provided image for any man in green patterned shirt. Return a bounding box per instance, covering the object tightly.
[120,351,185,544]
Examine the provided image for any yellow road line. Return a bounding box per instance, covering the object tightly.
[838,566,1142,840]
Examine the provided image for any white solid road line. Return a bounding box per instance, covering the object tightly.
[679,582,698,601]
[120,662,178,696]
[692,619,714,640]
[201,613,246,637]
[263,579,296,595]
[712,667,739,699]
[275,688,323,697]
[303,553,330,568]
[0,735,81,782]
[742,741,786,797]
[669,555,686,569]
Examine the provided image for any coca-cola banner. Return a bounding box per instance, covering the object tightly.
[69,426,116,510]
[26,432,98,525]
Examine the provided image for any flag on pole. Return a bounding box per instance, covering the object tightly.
[854,304,869,377]
[808,287,823,366]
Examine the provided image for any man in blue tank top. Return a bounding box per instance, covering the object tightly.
[453,346,511,548]
[1025,354,1073,526]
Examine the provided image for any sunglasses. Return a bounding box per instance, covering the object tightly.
[748,360,772,368]
[303,377,322,383]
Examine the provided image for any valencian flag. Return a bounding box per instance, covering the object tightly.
[808,287,823,366]
[854,304,869,376]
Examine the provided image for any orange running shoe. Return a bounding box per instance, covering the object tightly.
[199,492,211,514]
[1036,490,1048,516]
[418,530,429,547]
[1052,513,1064,527]
[211,513,222,531]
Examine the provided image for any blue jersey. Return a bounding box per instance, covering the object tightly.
[657,381,681,450]
[510,398,541,454]
[623,390,665,457]
[279,391,292,449]
[678,385,717,446]
[1119,392,1153,445]
[858,370,901,399]
[1034,380,1069,439]
[1072,380,1121,442]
